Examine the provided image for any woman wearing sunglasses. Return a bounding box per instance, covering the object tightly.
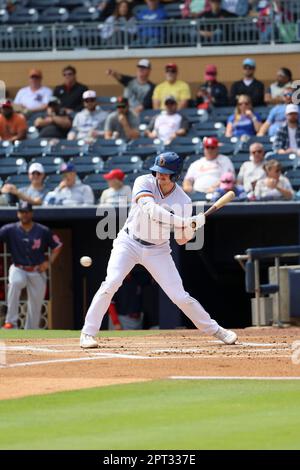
[254,159,294,201]
[226,94,262,138]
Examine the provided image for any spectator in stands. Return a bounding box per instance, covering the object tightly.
[104,96,139,140]
[0,100,27,141]
[53,65,88,114]
[145,95,189,144]
[222,0,249,16]
[198,0,237,43]
[14,69,52,113]
[135,0,167,46]
[211,172,247,202]
[254,159,294,201]
[196,64,228,109]
[67,90,108,142]
[237,142,266,196]
[230,58,265,106]
[100,169,132,206]
[258,87,297,137]
[226,95,262,138]
[97,0,117,21]
[152,63,191,110]
[183,136,234,193]
[1,163,47,206]
[264,68,293,105]
[273,104,300,155]
[182,0,209,18]
[34,97,72,139]
[44,163,94,206]
[101,1,137,43]
[106,59,155,114]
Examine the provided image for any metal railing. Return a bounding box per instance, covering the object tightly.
[0,16,299,52]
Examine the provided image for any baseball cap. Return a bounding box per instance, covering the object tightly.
[205,64,217,81]
[203,136,219,148]
[1,99,13,108]
[137,59,151,69]
[29,68,42,78]
[243,58,256,68]
[17,201,33,212]
[48,96,61,106]
[164,95,177,104]
[116,96,128,107]
[165,63,178,72]
[60,162,76,173]
[29,162,45,174]
[103,169,125,181]
[285,103,299,115]
[220,172,235,190]
[82,90,97,100]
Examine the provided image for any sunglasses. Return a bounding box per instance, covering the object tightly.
[253,150,263,153]
[117,104,126,108]
[238,102,250,105]
[284,92,293,97]
[221,180,233,184]
[84,98,96,103]
[205,146,217,150]
[243,65,254,70]
[63,72,74,76]
[166,69,176,73]
[31,171,42,175]
[30,75,41,79]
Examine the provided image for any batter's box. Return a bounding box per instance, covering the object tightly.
[0,341,7,366]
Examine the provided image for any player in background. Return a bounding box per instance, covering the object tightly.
[80,152,238,348]
[0,202,62,329]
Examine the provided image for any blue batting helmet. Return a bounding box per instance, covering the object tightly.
[149,152,183,182]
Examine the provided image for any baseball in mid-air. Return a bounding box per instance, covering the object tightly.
[80,256,92,267]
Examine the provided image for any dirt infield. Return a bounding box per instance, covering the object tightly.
[0,328,299,400]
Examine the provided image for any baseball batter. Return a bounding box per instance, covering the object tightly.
[80,152,237,348]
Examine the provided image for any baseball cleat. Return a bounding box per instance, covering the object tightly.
[80,332,98,349]
[214,327,237,345]
[1,322,15,329]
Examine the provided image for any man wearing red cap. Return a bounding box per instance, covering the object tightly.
[100,169,132,206]
[196,65,228,109]
[183,136,234,193]
[14,69,52,113]
[152,63,191,110]
[0,100,27,142]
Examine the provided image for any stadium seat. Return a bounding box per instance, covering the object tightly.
[39,7,69,23]
[9,8,39,24]
[190,192,207,202]
[28,0,59,9]
[124,171,149,186]
[45,174,62,187]
[6,174,31,186]
[0,9,9,24]
[68,6,99,22]
[265,153,296,170]
[104,160,142,173]
[164,3,183,19]
[105,155,142,166]
[285,170,300,190]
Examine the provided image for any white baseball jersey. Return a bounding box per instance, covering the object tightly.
[123,174,192,245]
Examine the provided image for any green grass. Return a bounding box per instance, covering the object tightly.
[0,380,299,450]
[0,329,163,340]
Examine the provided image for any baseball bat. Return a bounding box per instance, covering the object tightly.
[204,190,235,217]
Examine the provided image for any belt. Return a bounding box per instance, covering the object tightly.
[15,264,39,272]
[125,228,155,246]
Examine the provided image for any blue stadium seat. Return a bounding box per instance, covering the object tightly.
[139,109,160,124]
[9,8,39,24]
[164,3,182,19]
[0,9,9,23]
[56,0,83,7]
[68,6,99,22]
[28,0,59,9]
[105,155,142,166]
[104,160,142,173]
[124,171,149,186]
[45,174,62,187]
[265,153,295,170]
[190,192,207,202]
[39,7,69,23]
[285,170,300,190]
[6,174,30,186]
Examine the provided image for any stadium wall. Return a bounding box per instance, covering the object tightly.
[2,52,299,99]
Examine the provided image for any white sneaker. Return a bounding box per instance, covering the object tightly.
[214,327,237,345]
[80,332,98,349]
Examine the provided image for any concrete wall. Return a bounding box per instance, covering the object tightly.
[2,52,299,99]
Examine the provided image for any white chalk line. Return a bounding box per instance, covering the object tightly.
[169,376,300,381]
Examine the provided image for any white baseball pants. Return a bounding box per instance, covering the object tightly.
[6,265,46,329]
[83,230,219,336]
